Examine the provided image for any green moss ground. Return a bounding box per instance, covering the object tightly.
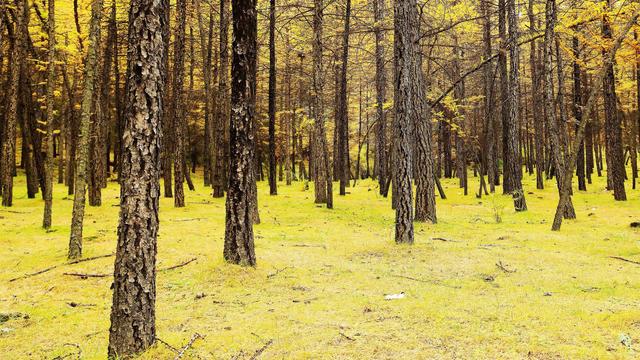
[1,171,639,359]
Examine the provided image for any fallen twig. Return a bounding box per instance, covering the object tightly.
[63,272,110,278]
[431,237,458,242]
[290,244,327,249]
[9,253,115,282]
[610,256,640,266]
[160,258,197,272]
[267,267,290,279]
[249,339,274,360]
[391,274,461,289]
[339,332,356,341]
[170,218,207,222]
[495,261,516,273]
[156,337,180,353]
[173,333,204,360]
[67,253,115,265]
[9,265,59,282]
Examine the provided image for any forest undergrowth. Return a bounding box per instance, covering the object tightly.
[1,171,639,359]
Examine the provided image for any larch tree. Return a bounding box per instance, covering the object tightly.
[42,0,56,229]
[68,0,104,260]
[311,0,333,208]
[393,0,421,243]
[268,0,277,195]
[223,0,259,265]
[372,0,387,196]
[171,0,188,207]
[107,0,168,356]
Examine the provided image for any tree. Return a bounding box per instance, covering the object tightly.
[43,0,56,229]
[337,0,352,196]
[505,0,527,211]
[172,0,188,207]
[372,0,387,196]
[1,0,26,207]
[268,0,277,195]
[601,0,626,201]
[108,0,168,356]
[223,0,259,266]
[213,0,230,198]
[311,0,333,208]
[69,0,104,260]
[393,0,421,243]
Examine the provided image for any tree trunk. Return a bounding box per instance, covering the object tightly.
[268,0,277,195]
[498,0,510,193]
[224,0,258,265]
[311,0,332,207]
[213,0,230,198]
[171,0,187,207]
[43,0,57,229]
[107,0,167,356]
[373,0,387,195]
[527,0,544,190]
[1,0,26,207]
[337,0,351,196]
[506,0,527,211]
[393,0,421,242]
[69,0,103,260]
[601,0,626,201]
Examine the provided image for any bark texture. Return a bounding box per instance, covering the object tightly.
[108,0,168,356]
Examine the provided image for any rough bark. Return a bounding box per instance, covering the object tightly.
[337,0,351,196]
[171,0,187,207]
[213,0,230,198]
[1,0,25,207]
[268,0,277,195]
[393,0,420,243]
[311,0,332,207]
[224,0,258,265]
[373,0,387,195]
[69,0,103,260]
[601,0,626,201]
[527,0,544,190]
[107,0,167,357]
[506,0,527,211]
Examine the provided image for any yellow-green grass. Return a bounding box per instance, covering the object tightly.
[0,170,639,359]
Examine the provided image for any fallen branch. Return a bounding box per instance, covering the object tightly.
[9,253,115,282]
[156,338,179,353]
[63,272,110,278]
[9,265,59,282]
[290,244,327,249]
[610,256,640,266]
[391,274,461,289]
[249,339,274,360]
[159,258,197,272]
[170,218,207,222]
[267,267,290,279]
[495,261,516,273]
[174,333,205,360]
[431,237,458,242]
[68,253,114,265]
[339,332,356,341]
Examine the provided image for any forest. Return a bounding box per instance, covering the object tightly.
[0,0,639,358]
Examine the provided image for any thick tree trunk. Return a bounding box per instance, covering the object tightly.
[393,0,422,242]
[69,0,103,260]
[506,0,527,211]
[224,0,258,265]
[311,0,332,207]
[601,0,626,201]
[213,0,230,198]
[481,0,496,194]
[573,35,587,191]
[1,0,26,207]
[498,0,510,193]
[107,0,167,356]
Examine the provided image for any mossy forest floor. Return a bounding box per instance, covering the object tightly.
[1,171,639,359]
